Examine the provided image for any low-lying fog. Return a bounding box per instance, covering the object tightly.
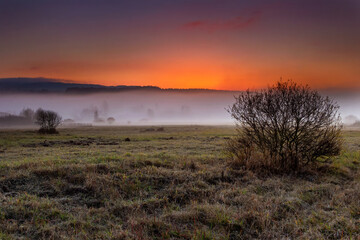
[1,90,360,126]
[0,91,236,126]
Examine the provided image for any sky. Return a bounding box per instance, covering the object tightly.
[1,0,359,90]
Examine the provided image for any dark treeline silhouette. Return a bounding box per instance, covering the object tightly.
[0,108,35,127]
[0,78,104,93]
[0,77,236,94]
[66,86,161,94]
[0,108,62,133]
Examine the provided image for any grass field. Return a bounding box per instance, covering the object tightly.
[0,126,359,239]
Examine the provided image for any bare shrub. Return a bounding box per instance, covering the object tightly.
[107,117,115,125]
[35,108,62,134]
[227,80,342,172]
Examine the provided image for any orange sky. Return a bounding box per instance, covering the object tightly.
[1,0,359,90]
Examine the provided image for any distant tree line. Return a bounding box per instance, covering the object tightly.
[0,108,62,134]
[0,108,36,127]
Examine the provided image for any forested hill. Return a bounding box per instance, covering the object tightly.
[0,78,232,94]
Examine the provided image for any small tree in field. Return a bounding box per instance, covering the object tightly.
[227,80,342,172]
[35,108,62,134]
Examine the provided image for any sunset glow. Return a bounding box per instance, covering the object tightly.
[1,0,359,90]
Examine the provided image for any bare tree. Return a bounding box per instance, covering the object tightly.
[227,80,342,172]
[35,108,62,133]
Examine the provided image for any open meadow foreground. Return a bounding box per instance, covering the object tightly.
[0,126,359,239]
[1,0,360,239]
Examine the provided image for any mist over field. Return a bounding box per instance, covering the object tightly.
[1,90,360,126]
[0,91,236,125]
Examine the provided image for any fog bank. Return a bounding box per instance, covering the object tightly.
[1,90,360,126]
[0,91,236,125]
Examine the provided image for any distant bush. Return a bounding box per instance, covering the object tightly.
[107,117,115,125]
[227,80,342,173]
[35,108,62,134]
[20,108,35,121]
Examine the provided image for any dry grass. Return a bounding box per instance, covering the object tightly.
[0,126,359,239]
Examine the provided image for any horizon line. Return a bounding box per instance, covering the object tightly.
[1,76,360,93]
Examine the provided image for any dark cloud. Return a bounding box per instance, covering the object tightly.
[181,11,262,32]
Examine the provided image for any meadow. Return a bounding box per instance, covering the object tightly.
[0,126,359,239]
